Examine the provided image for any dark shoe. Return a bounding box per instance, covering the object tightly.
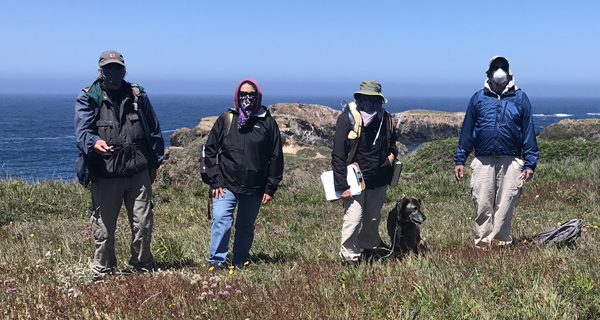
[92,269,115,283]
[232,260,252,269]
[362,241,391,262]
[208,262,225,272]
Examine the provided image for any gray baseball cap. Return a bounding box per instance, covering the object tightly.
[98,50,125,67]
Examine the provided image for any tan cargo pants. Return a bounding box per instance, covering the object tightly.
[90,169,154,275]
[340,186,387,261]
[470,156,524,247]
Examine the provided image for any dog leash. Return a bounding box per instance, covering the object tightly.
[378,228,398,262]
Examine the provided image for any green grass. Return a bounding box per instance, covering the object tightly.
[2,141,600,319]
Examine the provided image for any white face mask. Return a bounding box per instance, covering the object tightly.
[492,69,508,85]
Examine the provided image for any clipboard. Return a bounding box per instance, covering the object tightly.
[320,162,365,201]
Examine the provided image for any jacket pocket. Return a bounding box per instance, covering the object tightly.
[97,120,114,144]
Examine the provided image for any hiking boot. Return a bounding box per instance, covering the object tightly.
[232,260,252,269]
[92,269,116,283]
[208,262,225,272]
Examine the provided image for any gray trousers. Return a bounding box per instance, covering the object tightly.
[90,169,154,275]
[340,186,387,261]
[470,156,524,246]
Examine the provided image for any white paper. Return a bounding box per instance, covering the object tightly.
[320,164,362,201]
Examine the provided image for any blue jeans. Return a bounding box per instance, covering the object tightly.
[208,188,262,266]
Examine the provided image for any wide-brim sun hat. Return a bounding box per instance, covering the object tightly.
[353,80,388,104]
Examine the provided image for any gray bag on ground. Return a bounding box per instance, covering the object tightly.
[533,219,586,246]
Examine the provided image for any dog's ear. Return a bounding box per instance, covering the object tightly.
[417,198,423,207]
[399,197,411,211]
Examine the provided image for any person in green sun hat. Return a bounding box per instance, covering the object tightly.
[331,80,399,265]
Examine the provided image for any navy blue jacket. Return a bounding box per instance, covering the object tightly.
[454,84,539,170]
[74,80,164,185]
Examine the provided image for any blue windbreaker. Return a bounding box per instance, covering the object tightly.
[454,80,539,171]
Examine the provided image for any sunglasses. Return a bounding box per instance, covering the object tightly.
[239,91,257,97]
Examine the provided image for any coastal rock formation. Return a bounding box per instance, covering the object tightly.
[393,110,464,145]
[538,119,600,141]
[157,104,463,184]
[269,103,341,148]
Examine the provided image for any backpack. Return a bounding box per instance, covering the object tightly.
[340,100,394,165]
[533,219,587,246]
[199,111,234,184]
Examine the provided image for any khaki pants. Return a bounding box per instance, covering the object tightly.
[470,156,524,246]
[90,169,154,275]
[340,186,387,261]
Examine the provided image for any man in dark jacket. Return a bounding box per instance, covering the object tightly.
[332,80,398,263]
[204,78,283,268]
[454,56,539,249]
[74,50,164,280]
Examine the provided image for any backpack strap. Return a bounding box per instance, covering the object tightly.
[385,111,394,150]
[346,101,362,165]
[130,84,154,150]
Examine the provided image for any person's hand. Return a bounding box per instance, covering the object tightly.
[94,140,113,154]
[341,189,352,201]
[262,193,272,204]
[149,167,157,184]
[212,187,226,200]
[388,152,395,165]
[454,165,464,181]
[521,169,534,181]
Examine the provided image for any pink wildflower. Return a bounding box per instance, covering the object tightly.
[225,285,232,289]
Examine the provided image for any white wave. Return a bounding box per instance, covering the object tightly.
[587,113,600,116]
[0,136,75,142]
[162,130,176,134]
[533,113,573,117]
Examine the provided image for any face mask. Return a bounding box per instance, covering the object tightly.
[101,68,125,86]
[357,96,383,114]
[237,93,257,127]
[492,68,508,85]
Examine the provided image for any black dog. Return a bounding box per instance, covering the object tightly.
[386,196,427,255]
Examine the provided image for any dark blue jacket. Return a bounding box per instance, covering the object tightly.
[454,84,539,171]
[74,80,164,185]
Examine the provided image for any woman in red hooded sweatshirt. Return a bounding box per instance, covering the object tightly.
[204,79,284,269]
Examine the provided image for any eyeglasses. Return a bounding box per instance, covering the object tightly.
[491,64,508,72]
[102,64,125,71]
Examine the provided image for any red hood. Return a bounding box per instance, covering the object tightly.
[233,78,263,113]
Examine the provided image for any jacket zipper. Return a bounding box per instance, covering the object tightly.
[494,95,500,156]
[501,102,508,122]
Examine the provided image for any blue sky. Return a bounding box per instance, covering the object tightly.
[0,0,598,97]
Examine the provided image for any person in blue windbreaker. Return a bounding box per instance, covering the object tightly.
[454,56,539,249]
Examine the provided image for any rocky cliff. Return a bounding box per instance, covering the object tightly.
[538,119,600,141]
[158,104,464,185]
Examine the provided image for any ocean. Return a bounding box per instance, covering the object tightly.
[0,94,598,181]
